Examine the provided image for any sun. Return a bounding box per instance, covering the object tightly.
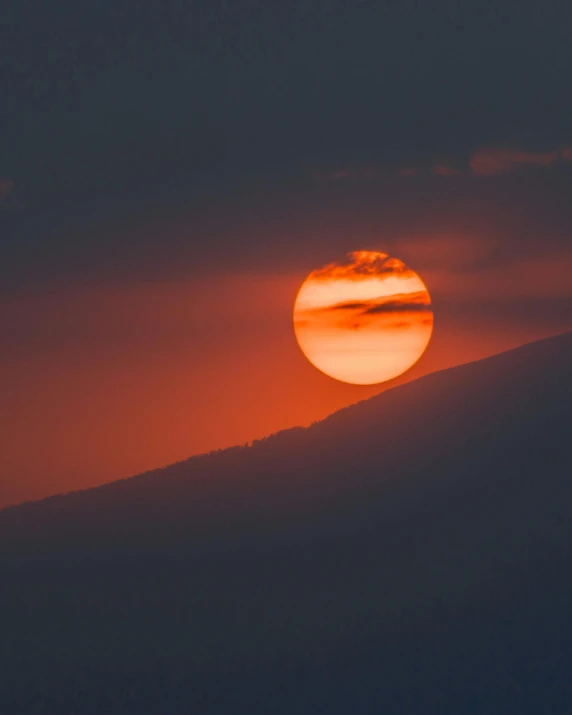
[293,251,433,385]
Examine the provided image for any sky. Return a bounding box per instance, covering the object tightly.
[1,0,572,507]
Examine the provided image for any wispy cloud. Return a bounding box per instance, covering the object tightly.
[398,146,572,179]
[434,163,461,176]
[361,292,432,315]
[319,145,572,183]
[0,178,15,205]
[313,166,378,183]
[468,147,572,176]
[399,162,460,177]
[398,167,420,177]
[320,291,431,316]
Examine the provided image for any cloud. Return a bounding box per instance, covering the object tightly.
[468,147,572,176]
[310,251,415,281]
[398,167,421,177]
[397,146,572,179]
[434,163,461,176]
[398,160,461,178]
[323,291,431,316]
[315,145,572,184]
[321,291,433,333]
[361,292,432,315]
[0,179,15,204]
[313,166,378,183]
[0,179,23,211]
[326,301,371,311]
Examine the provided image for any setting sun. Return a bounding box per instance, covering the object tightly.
[293,251,433,384]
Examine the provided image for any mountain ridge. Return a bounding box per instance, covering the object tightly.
[1,330,571,560]
[3,329,571,515]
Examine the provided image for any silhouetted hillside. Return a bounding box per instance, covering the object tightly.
[1,332,572,714]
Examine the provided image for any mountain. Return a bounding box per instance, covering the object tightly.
[1,332,572,714]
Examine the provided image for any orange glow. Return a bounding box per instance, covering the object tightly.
[1,258,571,508]
[293,251,434,385]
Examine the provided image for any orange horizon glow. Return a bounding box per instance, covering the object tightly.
[293,251,434,385]
[2,259,571,508]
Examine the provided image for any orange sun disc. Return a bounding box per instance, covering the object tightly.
[293,251,433,385]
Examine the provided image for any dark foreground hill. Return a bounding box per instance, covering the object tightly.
[1,332,572,714]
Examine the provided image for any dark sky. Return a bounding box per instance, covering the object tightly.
[1,0,572,506]
[2,0,572,283]
[2,0,572,268]
[3,0,572,201]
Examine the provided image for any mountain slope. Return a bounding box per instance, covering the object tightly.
[1,332,572,714]
[1,330,571,553]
